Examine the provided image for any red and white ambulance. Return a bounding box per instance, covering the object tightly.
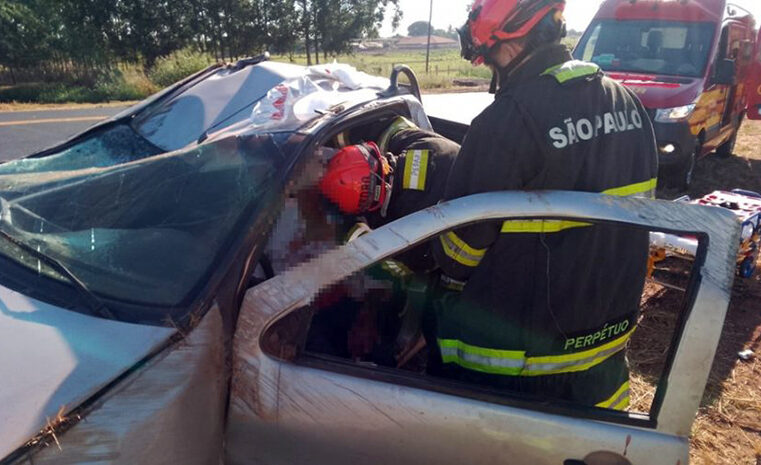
[574,0,757,190]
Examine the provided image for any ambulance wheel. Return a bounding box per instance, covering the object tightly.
[740,256,756,279]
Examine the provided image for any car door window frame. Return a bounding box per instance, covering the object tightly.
[240,192,739,434]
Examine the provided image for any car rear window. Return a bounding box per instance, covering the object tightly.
[133,62,304,152]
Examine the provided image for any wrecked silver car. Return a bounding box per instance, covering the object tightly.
[0,57,742,465]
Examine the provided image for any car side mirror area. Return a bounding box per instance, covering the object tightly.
[714,59,737,86]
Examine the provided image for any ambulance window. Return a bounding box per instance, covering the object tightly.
[582,24,602,62]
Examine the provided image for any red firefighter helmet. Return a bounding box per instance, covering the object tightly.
[319,142,392,215]
[459,0,565,65]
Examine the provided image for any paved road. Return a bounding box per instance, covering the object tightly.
[0,106,131,161]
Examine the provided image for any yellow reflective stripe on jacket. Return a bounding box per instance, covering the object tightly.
[381,259,412,278]
[596,381,630,411]
[402,149,429,191]
[438,339,525,375]
[522,327,635,376]
[500,178,658,234]
[378,116,416,154]
[344,222,372,243]
[439,231,486,267]
[438,327,634,377]
[440,274,466,292]
[542,60,600,83]
[602,178,657,198]
[501,219,591,234]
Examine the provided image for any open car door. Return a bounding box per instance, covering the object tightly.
[226,191,739,465]
[746,28,761,120]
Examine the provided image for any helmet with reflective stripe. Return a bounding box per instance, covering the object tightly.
[459,0,565,65]
[319,142,393,215]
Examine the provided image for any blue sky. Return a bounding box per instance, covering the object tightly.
[381,0,761,37]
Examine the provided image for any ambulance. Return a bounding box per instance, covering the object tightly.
[574,0,758,190]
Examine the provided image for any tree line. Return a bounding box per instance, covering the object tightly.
[0,0,400,84]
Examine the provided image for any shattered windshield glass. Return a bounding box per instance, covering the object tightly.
[0,131,292,320]
[0,124,162,176]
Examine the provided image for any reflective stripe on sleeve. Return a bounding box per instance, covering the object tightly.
[596,381,630,411]
[335,131,349,148]
[402,149,430,191]
[542,61,601,83]
[438,339,526,375]
[378,116,416,154]
[438,327,635,377]
[440,274,466,292]
[439,231,486,268]
[345,222,372,243]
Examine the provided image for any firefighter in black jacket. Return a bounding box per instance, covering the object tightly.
[430,0,658,410]
[320,117,460,271]
[318,118,460,363]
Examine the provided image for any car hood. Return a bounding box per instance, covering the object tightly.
[0,285,174,460]
[607,72,704,110]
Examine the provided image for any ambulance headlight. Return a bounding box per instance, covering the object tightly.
[655,104,696,123]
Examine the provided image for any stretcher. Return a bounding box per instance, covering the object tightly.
[649,190,761,279]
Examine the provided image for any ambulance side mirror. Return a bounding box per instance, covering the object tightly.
[714,59,737,85]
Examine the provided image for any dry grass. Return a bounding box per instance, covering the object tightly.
[635,120,761,464]
[0,101,137,112]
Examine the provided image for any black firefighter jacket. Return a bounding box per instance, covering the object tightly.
[430,43,659,409]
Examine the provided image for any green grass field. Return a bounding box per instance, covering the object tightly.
[273,38,578,89]
[273,49,493,88]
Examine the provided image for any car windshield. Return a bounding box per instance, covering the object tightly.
[0,130,292,321]
[574,20,716,78]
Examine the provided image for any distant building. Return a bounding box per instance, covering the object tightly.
[395,35,458,50]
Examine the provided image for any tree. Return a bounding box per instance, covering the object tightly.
[407,20,430,37]
[0,0,402,82]
[297,0,400,65]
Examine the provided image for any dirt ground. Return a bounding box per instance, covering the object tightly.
[635,120,761,465]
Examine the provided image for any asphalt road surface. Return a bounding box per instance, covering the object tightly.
[0,105,131,161]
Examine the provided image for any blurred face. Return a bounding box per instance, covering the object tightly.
[489,39,527,69]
